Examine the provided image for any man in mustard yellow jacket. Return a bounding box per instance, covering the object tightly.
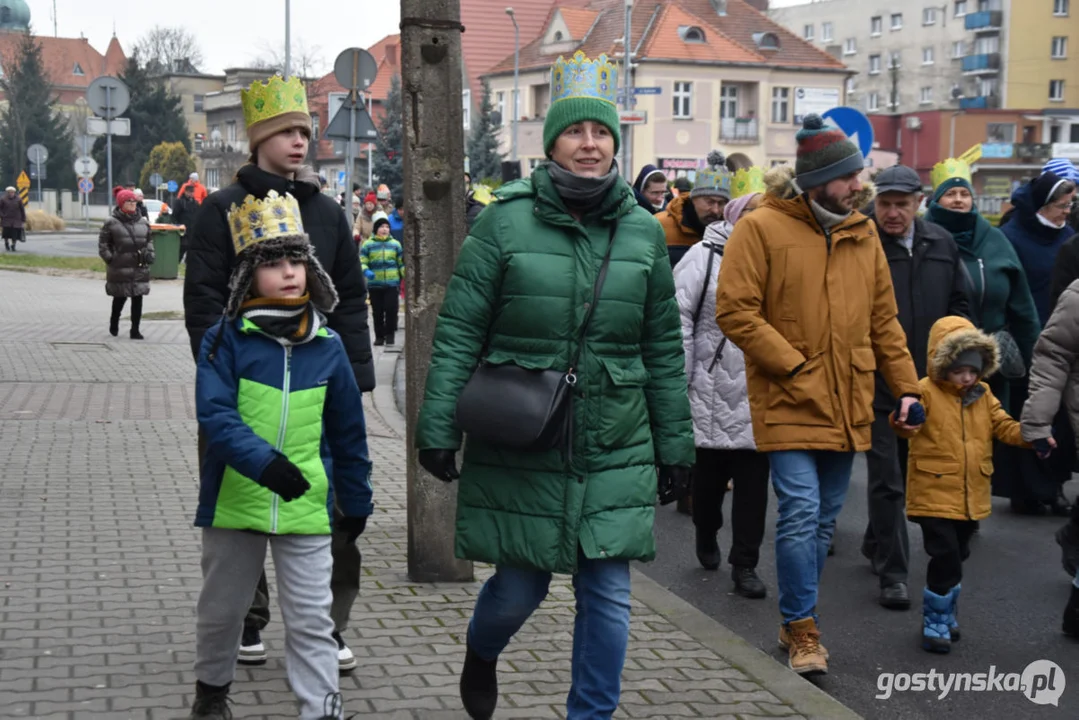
[717,115,922,676]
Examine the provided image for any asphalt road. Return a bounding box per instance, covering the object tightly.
[638,455,1079,719]
[21,232,100,257]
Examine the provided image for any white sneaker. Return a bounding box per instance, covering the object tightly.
[238,627,267,666]
[333,630,357,673]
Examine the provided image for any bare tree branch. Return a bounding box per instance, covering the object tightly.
[134,26,204,75]
[249,37,327,80]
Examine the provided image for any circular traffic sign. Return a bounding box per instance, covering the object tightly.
[27,143,48,165]
[74,155,98,178]
[78,177,94,194]
[86,76,130,119]
[149,172,163,187]
[166,180,178,193]
[333,48,378,92]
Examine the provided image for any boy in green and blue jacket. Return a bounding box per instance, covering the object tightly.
[360,216,404,346]
[189,189,371,720]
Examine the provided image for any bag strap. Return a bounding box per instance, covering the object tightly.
[567,221,618,375]
[692,243,722,327]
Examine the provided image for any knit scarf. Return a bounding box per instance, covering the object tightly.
[809,198,850,230]
[239,294,321,346]
[926,202,979,251]
[545,159,621,214]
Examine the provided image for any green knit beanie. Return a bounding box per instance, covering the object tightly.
[794,114,864,189]
[543,96,622,156]
[932,176,974,203]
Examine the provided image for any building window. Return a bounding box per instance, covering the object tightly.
[194,94,204,113]
[720,85,739,119]
[682,26,707,43]
[804,24,815,40]
[923,47,935,64]
[495,91,506,125]
[890,51,902,68]
[953,40,966,58]
[1071,125,1079,142]
[955,0,968,15]
[310,113,319,142]
[869,54,882,74]
[979,77,1000,96]
[868,92,880,111]
[846,77,856,94]
[1054,0,1069,15]
[72,62,85,76]
[987,122,1016,142]
[891,13,903,29]
[923,7,938,24]
[871,16,882,35]
[1051,79,1066,101]
[974,35,1000,54]
[462,89,471,130]
[673,81,693,118]
[205,168,219,188]
[844,38,857,55]
[226,121,237,143]
[822,22,834,41]
[771,87,790,124]
[209,124,219,144]
[1052,36,1068,58]
[920,87,933,104]
[1051,125,1063,143]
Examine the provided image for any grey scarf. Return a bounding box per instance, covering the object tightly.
[809,198,851,230]
[545,160,620,213]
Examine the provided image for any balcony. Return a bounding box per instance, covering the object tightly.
[1016,143,1053,162]
[962,53,1001,75]
[720,118,759,144]
[964,10,1003,32]
[959,95,1000,110]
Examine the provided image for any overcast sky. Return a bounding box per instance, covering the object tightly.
[38,0,402,75]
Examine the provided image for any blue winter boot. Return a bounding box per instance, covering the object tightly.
[949,584,961,642]
[922,587,953,653]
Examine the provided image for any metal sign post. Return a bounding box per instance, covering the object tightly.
[27,144,47,208]
[332,48,378,209]
[87,76,131,211]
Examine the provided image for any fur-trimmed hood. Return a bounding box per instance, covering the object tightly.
[927,315,1000,382]
[758,164,877,231]
[225,235,339,319]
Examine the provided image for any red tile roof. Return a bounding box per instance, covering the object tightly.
[485,0,847,75]
[643,3,763,64]
[560,7,601,39]
[0,34,128,95]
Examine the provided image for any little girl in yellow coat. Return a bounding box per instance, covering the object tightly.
[894,316,1048,654]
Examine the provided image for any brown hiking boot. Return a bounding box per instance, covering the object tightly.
[779,618,828,675]
[778,623,830,659]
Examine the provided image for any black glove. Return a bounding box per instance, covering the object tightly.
[337,516,368,542]
[657,465,692,506]
[1033,438,1054,459]
[257,456,311,502]
[894,398,926,427]
[419,449,460,483]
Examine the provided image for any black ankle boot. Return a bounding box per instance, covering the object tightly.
[1065,585,1079,637]
[460,644,498,720]
[695,528,720,570]
[130,328,144,340]
[109,317,119,337]
[189,680,231,719]
[732,566,767,599]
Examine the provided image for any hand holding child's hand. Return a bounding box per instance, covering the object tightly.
[1033,437,1057,460]
[893,397,925,430]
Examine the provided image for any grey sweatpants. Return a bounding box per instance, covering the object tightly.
[195,528,341,720]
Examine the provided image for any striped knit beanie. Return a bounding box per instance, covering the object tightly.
[1043,157,1079,183]
[794,114,864,190]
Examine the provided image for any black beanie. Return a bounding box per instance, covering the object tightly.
[949,349,984,374]
[372,217,391,235]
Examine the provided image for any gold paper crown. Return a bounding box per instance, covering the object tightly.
[551,51,619,106]
[241,75,309,129]
[931,158,973,191]
[227,190,305,255]
[731,167,766,199]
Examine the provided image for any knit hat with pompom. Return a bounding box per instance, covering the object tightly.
[691,150,732,199]
[794,114,864,190]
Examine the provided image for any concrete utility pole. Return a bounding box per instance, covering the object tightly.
[400,0,474,583]
[621,0,635,179]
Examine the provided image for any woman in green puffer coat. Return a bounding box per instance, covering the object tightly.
[415,52,694,720]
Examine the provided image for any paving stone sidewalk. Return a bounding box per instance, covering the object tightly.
[0,270,861,719]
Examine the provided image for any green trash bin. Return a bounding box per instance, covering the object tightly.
[149,224,183,280]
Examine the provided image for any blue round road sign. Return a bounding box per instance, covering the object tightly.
[77,177,94,194]
[821,107,875,158]
[167,180,179,193]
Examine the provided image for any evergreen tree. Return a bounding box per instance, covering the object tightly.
[467,79,503,181]
[139,141,196,190]
[372,74,403,201]
[0,29,76,190]
[91,56,191,189]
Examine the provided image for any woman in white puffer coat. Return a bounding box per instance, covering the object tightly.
[674,192,770,599]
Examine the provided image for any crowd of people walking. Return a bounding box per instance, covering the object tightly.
[155,47,1079,720]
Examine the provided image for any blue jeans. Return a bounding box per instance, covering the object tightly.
[769,450,856,624]
[467,553,632,720]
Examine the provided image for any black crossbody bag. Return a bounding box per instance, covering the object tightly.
[454,223,617,452]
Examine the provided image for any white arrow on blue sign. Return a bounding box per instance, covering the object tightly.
[821,107,875,159]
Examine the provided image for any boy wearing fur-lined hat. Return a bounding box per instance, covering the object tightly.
[894,316,1050,655]
[188,190,372,720]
